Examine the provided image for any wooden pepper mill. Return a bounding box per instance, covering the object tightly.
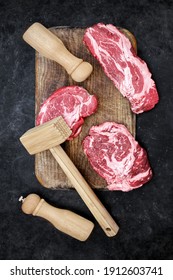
[19,194,94,241]
[23,22,93,82]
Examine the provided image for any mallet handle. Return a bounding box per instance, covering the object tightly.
[50,146,119,237]
[23,22,93,82]
[21,194,94,241]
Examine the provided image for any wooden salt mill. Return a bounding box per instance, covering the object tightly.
[23,22,93,82]
[19,194,94,241]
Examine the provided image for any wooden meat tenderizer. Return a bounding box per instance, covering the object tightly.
[20,116,119,237]
[23,22,93,82]
[19,194,94,241]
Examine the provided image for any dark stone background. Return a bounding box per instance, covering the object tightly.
[0,0,173,260]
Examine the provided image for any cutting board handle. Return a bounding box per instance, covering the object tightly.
[50,146,119,237]
[20,194,94,241]
[23,22,93,82]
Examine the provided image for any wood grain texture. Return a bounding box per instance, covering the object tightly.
[35,27,136,189]
[21,193,94,241]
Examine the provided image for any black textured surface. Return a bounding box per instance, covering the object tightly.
[0,0,173,260]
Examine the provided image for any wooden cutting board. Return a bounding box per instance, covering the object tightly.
[35,27,136,189]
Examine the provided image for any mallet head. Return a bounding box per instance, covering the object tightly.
[20,116,72,155]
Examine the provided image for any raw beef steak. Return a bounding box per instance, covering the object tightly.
[36,86,98,140]
[83,23,159,114]
[83,122,152,191]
